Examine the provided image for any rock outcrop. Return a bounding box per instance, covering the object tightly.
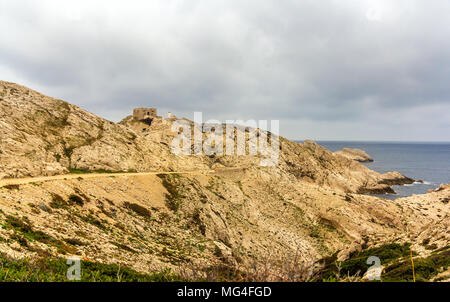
[334,148,374,162]
[0,81,410,196]
[0,81,447,281]
[428,183,450,193]
[378,171,415,186]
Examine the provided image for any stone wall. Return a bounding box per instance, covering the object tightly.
[133,108,157,120]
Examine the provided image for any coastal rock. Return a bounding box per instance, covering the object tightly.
[0,81,409,197]
[334,148,374,163]
[378,171,415,186]
[2,81,446,280]
[428,183,450,193]
[356,172,415,194]
[357,185,396,195]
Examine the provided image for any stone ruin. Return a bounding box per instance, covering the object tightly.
[132,108,176,131]
[133,108,158,121]
[132,108,159,131]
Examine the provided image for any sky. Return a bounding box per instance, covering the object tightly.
[0,0,449,141]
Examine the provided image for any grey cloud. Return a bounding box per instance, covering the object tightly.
[0,0,449,141]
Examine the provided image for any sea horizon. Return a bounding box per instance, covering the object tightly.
[296,140,450,144]
[313,140,450,199]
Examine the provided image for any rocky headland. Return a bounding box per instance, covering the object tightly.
[0,81,448,281]
[334,148,374,163]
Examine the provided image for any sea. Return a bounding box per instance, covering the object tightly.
[314,141,450,199]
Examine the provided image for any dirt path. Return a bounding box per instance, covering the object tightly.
[0,170,214,188]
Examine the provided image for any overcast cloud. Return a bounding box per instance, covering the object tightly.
[0,0,449,141]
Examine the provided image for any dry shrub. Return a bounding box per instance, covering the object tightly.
[177,247,320,282]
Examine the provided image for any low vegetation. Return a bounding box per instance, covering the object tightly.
[3,215,76,254]
[2,184,20,190]
[382,246,450,282]
[0,253,182,282]
[79,214,107,231]
[49,194,66,209]
[314,243,450,282]
[49,193,88,209]
[158,174,184,212]
[68,194,84,206]
[124,202,151,218]
[315,243,413,281]
[68,168,136,174]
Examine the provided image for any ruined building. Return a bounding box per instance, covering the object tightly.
[133,108,157,121]
[133,108,159,128]
[132,108,166,132]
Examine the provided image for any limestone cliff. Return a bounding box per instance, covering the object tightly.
[334,148,374,162]
[0,81,448,281]
[0,81,411,194]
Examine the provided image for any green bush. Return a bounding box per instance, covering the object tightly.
[158,175,184,212]
[314,243,413,281]
[68,194,84,206]
[2,184,20,190]
[6,216,33,233]
[49,194,67,209]
[382,246,450,282]
[80,214,107,231]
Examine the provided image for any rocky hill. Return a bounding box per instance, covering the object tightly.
[0,81,448,281]
[0,81,412,194]
[334,148,374,163]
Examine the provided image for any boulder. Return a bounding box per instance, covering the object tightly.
[334,148,374,163]
[378,171,415,186]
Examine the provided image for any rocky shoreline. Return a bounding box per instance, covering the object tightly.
[334,148,374,163]
[378,171,415,186]
[360,171,416,195]
[332,148,416,195]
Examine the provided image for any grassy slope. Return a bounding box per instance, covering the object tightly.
[0,253,182,282]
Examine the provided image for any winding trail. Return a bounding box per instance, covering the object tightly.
[0,170,215,188]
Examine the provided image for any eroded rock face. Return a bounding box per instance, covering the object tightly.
[378,171,415,186]
[357,172,416,195]
[0,81,210,178]
[428,184,450,193]
[334,148,374,163]
[0,81,448,280]
[0,81,408,196]
[0,161,447,278]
